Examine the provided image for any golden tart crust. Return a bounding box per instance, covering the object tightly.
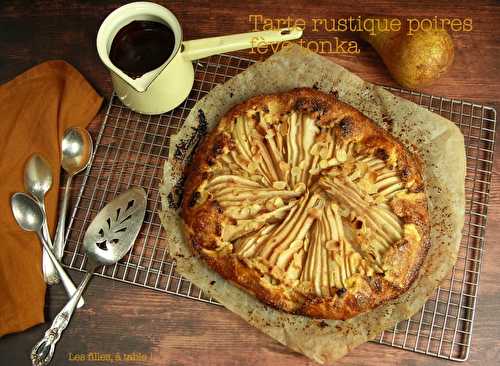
[182,88,430,320]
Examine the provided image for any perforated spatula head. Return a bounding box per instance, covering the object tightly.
[83,187,147,266]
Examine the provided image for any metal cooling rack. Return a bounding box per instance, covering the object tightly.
[62,54,496,362]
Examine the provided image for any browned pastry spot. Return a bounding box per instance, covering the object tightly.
[182,88,430,320]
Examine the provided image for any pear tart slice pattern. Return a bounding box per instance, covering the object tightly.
[182,88,430,320]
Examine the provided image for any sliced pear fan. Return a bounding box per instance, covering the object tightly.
[189,93,423,305]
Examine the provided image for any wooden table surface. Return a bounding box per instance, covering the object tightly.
[1,1,499,365]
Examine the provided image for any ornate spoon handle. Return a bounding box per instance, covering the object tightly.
[39,202,60,284]
[31,263,96,366]
[53,176,73,260]
[36,232,84,308]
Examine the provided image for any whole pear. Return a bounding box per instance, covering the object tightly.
[362,22,454,90]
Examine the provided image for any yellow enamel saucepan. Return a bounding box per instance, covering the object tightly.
[97,2,303,115]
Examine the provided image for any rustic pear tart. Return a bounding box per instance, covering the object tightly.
[182,88,430,320]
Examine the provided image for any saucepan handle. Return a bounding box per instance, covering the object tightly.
[181,27,303,61]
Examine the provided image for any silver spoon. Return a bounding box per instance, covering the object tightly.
[11,193,84,309]
[53,127,93,261]
[31,187,147,366]
[24,154,60,285]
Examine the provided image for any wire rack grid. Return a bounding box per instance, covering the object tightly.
[62,54,496,362]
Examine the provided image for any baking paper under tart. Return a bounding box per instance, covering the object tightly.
[159,44,464,364]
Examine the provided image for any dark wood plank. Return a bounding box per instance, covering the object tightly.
[1,1,499,365]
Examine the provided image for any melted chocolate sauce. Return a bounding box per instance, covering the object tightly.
[109,20,176,78]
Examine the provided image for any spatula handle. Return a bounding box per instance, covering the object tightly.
[31,265,95,366]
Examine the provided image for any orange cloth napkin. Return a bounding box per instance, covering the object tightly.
[0,61,102,336]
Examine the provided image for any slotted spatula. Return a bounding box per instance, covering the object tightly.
[31,187,147,366]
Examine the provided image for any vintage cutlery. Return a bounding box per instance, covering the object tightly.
[24,154,60,284]
[31,187,147,366]
[53,127,93,261]
[10,193,84,308]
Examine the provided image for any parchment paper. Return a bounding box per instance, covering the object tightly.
[158,44,465,364]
